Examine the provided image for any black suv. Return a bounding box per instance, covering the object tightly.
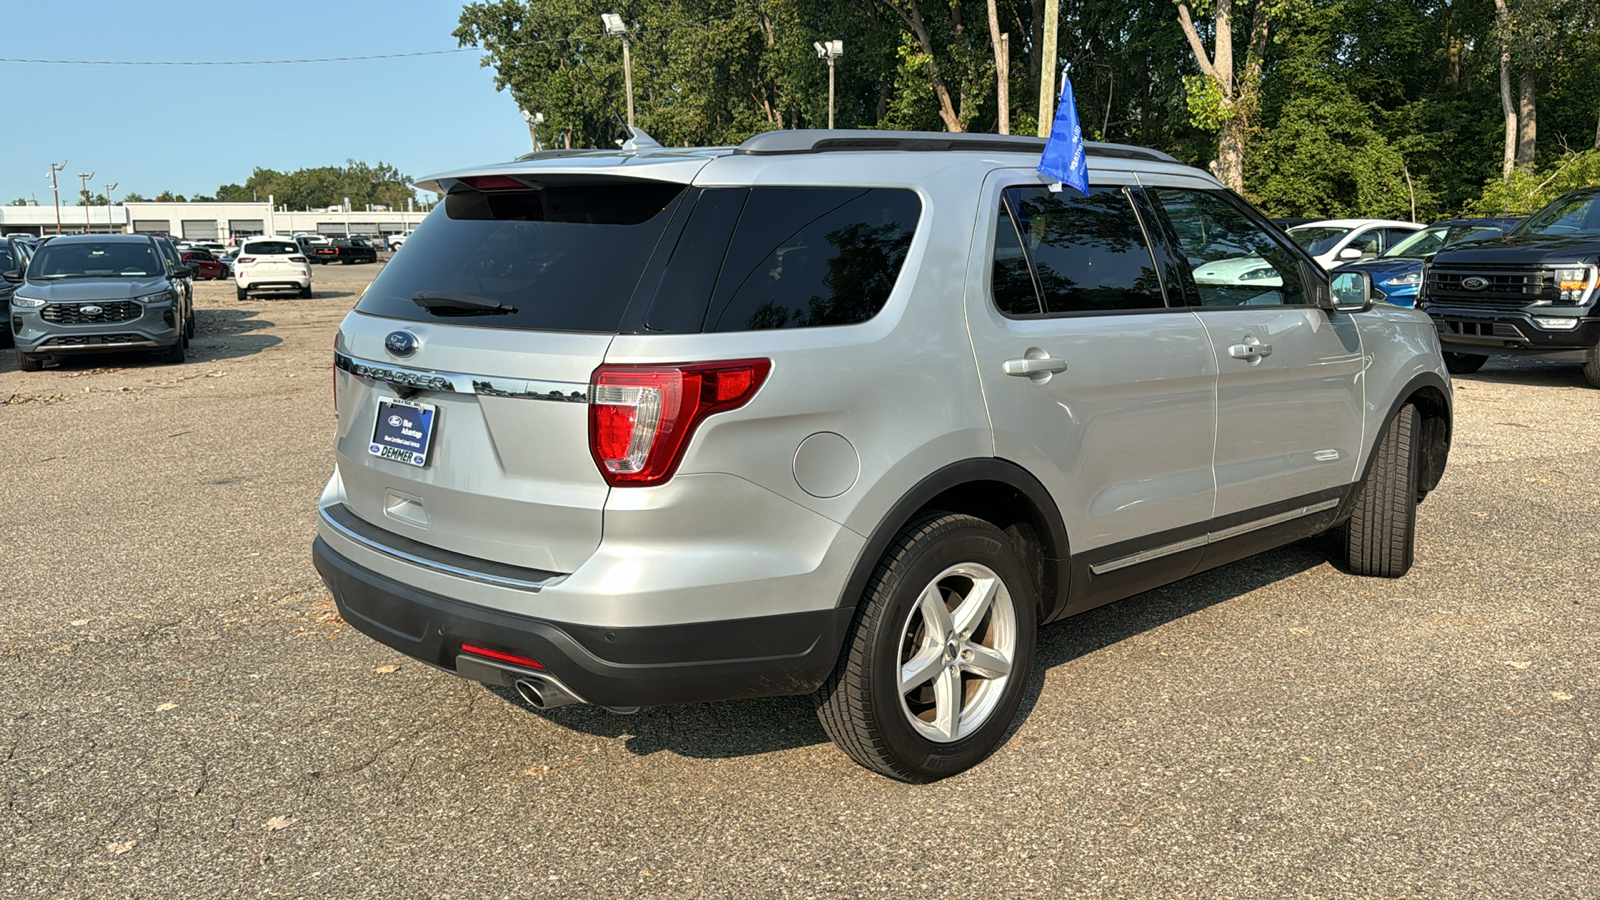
[1418,188,1600,386]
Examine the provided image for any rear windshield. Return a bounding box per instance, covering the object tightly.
[1287,226,1350,255]
[28,242,165,279]
[355,179,686,332]
[243,241,300,256]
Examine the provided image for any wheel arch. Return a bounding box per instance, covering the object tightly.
[1364,371,1452,497]
[834,459,1070,622]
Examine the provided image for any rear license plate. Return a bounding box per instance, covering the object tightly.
[369,399,437,467]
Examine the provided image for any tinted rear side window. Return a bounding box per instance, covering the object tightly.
[355,180,686,333]
[704,188,921,332]
[1002,186,1164,314]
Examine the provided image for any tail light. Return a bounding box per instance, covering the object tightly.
[289,255,308,263]
[589,359,771,487]
[237,256,255,264]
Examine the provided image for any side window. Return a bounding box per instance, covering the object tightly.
[991,199,1041,315]
[1150,189,1309,307]
[1002,186,1164,314]
[705,187,921,332]
[1380,227,1415,252]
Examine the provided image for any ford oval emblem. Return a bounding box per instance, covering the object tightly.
[384,331,419,357]
[80,305,104,316]
[1460,276,1489,291]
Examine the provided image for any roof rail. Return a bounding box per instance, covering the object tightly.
[733,129,1178,163]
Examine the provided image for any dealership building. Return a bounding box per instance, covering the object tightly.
[0,200,426,241]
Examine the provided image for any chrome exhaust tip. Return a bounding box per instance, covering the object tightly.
[515,677,578,710]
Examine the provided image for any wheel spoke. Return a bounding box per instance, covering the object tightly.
[917,583,953,637]
[932,665,962,741]
[899,644,944,694]
[950,575,999,636]
[962,643,1012,681]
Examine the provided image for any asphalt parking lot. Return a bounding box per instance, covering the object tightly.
[2,261,1597,898]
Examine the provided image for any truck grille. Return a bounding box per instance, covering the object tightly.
[41,301,142,324]
[1424,266,1558,309]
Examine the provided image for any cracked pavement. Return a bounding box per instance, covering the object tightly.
[2,263,1597,897]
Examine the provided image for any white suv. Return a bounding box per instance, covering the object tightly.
[234,237,311,300]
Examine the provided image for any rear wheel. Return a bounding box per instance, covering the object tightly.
[1583,344,1600,388]
[15,349,43,371]
[1442,352,1486,375]
[1345,404,1418,577]
[236,286,248,302]
[814,513,1037,782]
[299,285,313,299]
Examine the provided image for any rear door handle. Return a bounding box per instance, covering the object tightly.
[1003,357,1068,376]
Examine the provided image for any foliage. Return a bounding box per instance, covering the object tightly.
[1466,148,1600,214]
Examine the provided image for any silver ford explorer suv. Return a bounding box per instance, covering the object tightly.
[314,130,1452,782]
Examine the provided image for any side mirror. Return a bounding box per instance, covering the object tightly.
[2,269,22,284]
[176,265,195,277]
[1328,270,1375,312]
[1337,246,1364,260]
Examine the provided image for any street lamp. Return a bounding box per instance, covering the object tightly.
[48,161,67,235]
[522,110,546,151]
[601,13,634,128]
[78,171,95,234]
[813,40,844,129]
[104,182,118,234]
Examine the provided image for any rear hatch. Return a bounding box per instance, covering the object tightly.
[331,157,709,573]
[239,239,305,275]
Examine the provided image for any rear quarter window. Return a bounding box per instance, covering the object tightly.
[702,188,921,332]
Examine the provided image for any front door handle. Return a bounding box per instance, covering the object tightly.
[1228,337,1273,360]
[1003,356,1068,376]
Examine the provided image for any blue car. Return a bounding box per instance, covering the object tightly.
[1335,217,1522,307]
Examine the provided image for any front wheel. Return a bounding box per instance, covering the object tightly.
[1583,344,1600,388]
[15,349,43,371]
[814,513,1037,782]
[1344,404,1418,577]
[1442,352,1486,375]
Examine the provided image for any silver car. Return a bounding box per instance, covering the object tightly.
[314,130,1453,781]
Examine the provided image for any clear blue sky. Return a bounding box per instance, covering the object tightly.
[0,0,530,205]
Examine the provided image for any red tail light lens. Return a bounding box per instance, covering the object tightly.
[237,256,255,264]
[460,174,528,191]
[589,359,771,487]
[459,644,545,670]
[289,255,308,263]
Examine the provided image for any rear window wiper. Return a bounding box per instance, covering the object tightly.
[411,291,518,315]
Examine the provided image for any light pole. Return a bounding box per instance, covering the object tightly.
[602,13,634,128]
[522,110,545,151]
[78,171,95,234]
[104,182,118,234]
[813,40,843,129]
[48,161,68,235]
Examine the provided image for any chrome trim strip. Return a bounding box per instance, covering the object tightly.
[318,505,556,592]
[1089,499,1342,576]
[334,351,589,403]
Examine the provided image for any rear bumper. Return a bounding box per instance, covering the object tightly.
[1425,306,1600,358]
[314,537,853,707]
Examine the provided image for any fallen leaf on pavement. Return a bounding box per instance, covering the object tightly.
[106,841,136,855]
[155,703,177,711]
[375,665,400,674]
[1502,661,1531,669]
[267,816,295,832]
[1551,692,1573,701]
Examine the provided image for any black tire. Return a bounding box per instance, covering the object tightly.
[15,348,43,371]
[236,286,248,302]
[299,285,313,299]
[159,338,185,365]
[1345,404,1418,578]
[1583,344,1600,389]
[814,513,1038,782]
[184,307,196,340]
[1442,352,1486,375]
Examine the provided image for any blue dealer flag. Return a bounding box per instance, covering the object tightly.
[1037,72,1089,196]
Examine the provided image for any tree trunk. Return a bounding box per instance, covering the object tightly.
[1177,0,1265,193]
[985,0,1008,134]
[1037,0,1059,137]
[1516,67,1537,169]
[887,0,964,132]
[1498,50,1517,179]
[1494,0,1516,180]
